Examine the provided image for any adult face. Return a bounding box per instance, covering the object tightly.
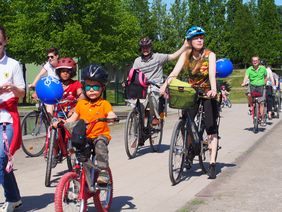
[47,52,59,67]
[0,31,7,59]
[251,57,260,69]
[141,45,151,57]
[190,35,205,51]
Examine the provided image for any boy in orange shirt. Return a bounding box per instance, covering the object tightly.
[55,64,117,184]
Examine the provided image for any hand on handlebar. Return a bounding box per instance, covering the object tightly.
[52,118,66,128]
[206,89,217,98]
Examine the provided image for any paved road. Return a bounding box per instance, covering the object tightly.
[0,104,281,211]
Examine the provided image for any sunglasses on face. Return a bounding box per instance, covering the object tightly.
[47,55,54,59]
[84,84,102,91]
[60,69,72,74]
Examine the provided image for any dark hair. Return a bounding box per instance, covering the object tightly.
[0,25,7,40]
[47,47,59,56]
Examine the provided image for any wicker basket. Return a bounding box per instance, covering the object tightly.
[168,79,196,109]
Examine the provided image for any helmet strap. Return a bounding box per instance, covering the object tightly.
[141,51,153,62]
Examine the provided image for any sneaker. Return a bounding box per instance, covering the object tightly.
[248,109,252,115]
[260,120,266,127]
[97,170,109,185]
[1,200,22,212]
[208,163,216,179]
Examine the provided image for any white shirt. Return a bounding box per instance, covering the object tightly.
[266,67,274,86]
[0,54,25,123]
[43,62,58,79]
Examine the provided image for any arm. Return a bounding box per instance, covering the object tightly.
[241,73,249,86]
[207,52,217,97]
[30,67,47,87]
[160,51,187,95]
[167,39,189,61]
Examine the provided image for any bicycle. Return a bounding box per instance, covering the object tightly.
[21,92,51,157]
[250,89,264,133]
[54,118,119,212]
[124,81,166,159]
[45,99,77,187]
[168,93,220,185]
[221,95,232,108]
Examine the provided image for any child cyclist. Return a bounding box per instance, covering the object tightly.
[220,85,229,103]
[54,57,83,117]
[51,57,83,167]
[54,64,117,184]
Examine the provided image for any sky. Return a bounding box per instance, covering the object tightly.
[161,0,282,7]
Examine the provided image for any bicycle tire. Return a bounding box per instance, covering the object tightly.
[124,110,140,159]
[253,102,259,133]
[54,172,84,212]
[198,126,210,174]
[227,99,232,108]
[45,128,57,187]
[93,167,113,212]
[149,119,163,152]
[21,110,48,157]
[274,96,280,118]
[168,120,185,185]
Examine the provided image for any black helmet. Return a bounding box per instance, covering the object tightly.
[139,37,152,47]
[81,64,108,85]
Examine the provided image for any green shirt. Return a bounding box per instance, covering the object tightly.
[246,65,267,86]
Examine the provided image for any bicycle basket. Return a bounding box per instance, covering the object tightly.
[250,86,264,98]
[168,78,196,109]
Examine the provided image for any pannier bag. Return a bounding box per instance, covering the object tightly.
[168,78,196,109]
[125,68,148,99]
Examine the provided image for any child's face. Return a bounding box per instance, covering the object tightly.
[59,68,72,81]
[84,80,103,100]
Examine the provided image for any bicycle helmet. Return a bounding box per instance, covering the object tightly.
[55,57,77,78]
[139,37,152,47]
[81,64,108,85]
[185,26,206,40]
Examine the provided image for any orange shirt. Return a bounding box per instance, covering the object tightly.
[75,98,113,140]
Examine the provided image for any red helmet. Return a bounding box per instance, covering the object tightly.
[56,57,77,78]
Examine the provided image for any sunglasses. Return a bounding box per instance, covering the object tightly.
[47,55,54,59]
[84,84,102,91]
[60,69,72,74]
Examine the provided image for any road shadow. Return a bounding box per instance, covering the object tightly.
[131,143,170,159]
[111,196,136,211]
[172,162,236,185]
[244,127,266,133]
[15,193,54,211]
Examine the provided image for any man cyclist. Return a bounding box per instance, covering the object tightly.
[132,37,189,124]
[241,56,267,126]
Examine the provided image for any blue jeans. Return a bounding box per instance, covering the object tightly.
[0,123,21,202]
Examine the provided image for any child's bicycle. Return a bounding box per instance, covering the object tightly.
[221,96,232,108]
[124,81,167,159]
[45,99,77,187]
[54,118,119,212]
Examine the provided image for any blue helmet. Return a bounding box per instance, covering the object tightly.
[185,26,206,40]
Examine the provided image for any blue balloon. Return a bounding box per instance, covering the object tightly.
[216,58,233,78]
[35,76,64,104]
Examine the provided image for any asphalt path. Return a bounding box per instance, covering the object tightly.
[0,104,280,211]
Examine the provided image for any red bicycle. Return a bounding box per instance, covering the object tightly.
[54,118,119,212]
[45,99,77,187]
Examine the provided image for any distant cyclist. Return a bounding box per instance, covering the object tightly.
[264,63,276,120]
[241,56,267,126]
[160,26,219,179]
[132,37,189,124]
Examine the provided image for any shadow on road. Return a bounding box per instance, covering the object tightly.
[18,193,54,211]
[111,195,136,211]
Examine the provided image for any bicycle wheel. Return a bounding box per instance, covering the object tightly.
[274,96,280,118]
[149,119,163,152]
[198,126,210,174]
[124,110,140,159]
[21,110,48,157]
[253,102,259,133]
[226,99,232,108]
[54,172,84,212]
[168,120,185,185]
[93,168,113,212]
[45,128,57,187]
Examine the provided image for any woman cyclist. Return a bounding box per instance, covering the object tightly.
[160,26,219,179]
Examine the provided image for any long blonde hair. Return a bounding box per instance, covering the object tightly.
[183,46,206,75]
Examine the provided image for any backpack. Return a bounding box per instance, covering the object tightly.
[125,68,148,99]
